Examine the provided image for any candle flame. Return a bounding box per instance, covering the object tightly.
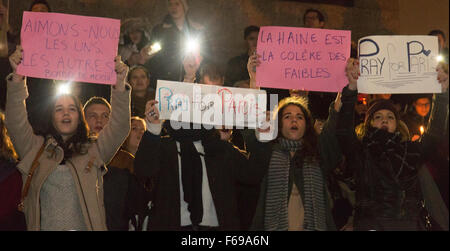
[420,126,424,135]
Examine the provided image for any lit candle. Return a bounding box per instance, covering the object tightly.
[420,126,425,135]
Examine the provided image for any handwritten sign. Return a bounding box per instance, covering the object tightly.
[17,11,120,85]
[256,26,351,92]
[156,80,267,128]
[358,36,441,94]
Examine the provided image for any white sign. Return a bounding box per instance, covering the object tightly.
[358,36,441,94]
[155,80,267,128]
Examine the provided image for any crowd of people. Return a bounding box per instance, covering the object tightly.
[0,0,448,231]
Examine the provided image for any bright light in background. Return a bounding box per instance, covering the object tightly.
[149,42,162,55]
[436,55,444,62]
[420,126,425,135]
[56,82,72,96]
[185,38,200,54]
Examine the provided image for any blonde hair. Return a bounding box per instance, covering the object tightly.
[0,112,18,160]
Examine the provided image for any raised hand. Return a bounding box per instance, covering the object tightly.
[9,45,23,73]
[247,53,261,88]
[145,100,161,125]
[115,55,128,92]
[334,92,343,112]
[346,58,360,91]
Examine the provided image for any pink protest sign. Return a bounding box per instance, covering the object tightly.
[17,11,120,85]
[256,26,351,92]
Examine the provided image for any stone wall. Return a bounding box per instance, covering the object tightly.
[8,0,449,68]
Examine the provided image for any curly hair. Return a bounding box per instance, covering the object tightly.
[0,112,18,160]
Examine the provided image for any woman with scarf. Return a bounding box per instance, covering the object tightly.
[336,59,449,231]
[248,95,341,231]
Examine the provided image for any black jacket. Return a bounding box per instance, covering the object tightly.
[133,129,261,231]
[336,86,449,231]
[146,16,203,89]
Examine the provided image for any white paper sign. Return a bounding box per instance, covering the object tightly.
[358,36,441,94]
[155,80,267,128]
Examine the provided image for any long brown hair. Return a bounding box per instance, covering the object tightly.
[36,94,92,158]
[276,96,319,157]
[0,112,18,160]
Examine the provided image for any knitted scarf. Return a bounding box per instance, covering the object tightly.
[362,127,421,182]
[264,138,326,231]
[167,124,205,226]
[166,123,221,226]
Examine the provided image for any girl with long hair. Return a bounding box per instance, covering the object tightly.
[5,46,131,231]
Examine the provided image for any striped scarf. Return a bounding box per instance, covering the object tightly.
[264,138,327,231]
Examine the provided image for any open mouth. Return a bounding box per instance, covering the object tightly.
[62,119,72,124]
[290,126,299,131]
[95,126,103,132]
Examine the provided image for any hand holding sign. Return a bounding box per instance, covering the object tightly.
[114,56,128,92]
[145,100,161,125]
[9,45,23,73]
[247,53,261,89]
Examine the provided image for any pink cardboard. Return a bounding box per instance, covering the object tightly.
[17,11,120,85]
[256,26,351,92]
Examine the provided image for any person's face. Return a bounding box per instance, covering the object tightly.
[127,53,141,67]
[130,69,150,92]
[377,94,392,100]
[304,11,324,29]
[370,109,397,133]
[281,105,306,141]
[127,119,146,151]
[314,119,325,135]
[53,96,79,140]
[31,3,49,12]
[168,0,185,20]
[0,4,6,27]
[246,31,259,53]
[129,30,142,45]
[202,75,224,86]
[414,98,431,117]
[85,104,110,134]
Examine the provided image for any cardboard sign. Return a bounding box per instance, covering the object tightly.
[256,26,351,92]
[17,11,120,85]
[358,35,441,94]
[156,80,267,128]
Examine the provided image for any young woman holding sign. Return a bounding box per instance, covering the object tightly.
[5,45,131,231]
[336,59,449,231]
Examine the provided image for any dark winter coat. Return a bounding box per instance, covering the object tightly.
[336,86,449,231]
[146,16,203,89]
[133,129,262,231]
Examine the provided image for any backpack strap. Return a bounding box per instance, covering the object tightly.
[18,143,46,212]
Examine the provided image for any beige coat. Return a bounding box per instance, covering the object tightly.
[5,75,131,231]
